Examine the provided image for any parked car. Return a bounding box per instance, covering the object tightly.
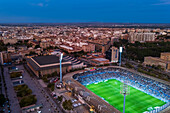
[51,92,56,96]
[71,99,77,103]
[53,95,58,99]
[53,78,59,83]
[73,104,78,108]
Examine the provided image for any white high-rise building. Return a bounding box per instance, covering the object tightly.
[129,32,156,43]
[111,47,119,63]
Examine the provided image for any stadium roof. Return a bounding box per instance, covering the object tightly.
[32,55,62,65]
[27,55,71,71]
[94,58,108,61]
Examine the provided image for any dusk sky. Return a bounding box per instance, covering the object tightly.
[0,0,170,23]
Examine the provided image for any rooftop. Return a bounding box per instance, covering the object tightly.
[27,55,71,71]
[161,52,170,56]
[32,55,62,65]
[94,58,109,62]
[145,56,170,63]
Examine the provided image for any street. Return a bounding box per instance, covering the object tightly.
[17,65,62,113]
[3,67,21,113]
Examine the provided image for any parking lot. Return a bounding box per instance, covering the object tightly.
[15,65,62,113]
[53,87,89,113]
[6,64,90,113]
[3,67,21,113]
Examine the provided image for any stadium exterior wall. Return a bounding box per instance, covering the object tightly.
[63,77,121,113]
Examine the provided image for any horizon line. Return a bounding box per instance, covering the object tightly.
[0,22,170,25]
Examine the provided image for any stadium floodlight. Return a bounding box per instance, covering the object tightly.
[119,47,123,66]
[60,53,63,83]
[120,81,130,113]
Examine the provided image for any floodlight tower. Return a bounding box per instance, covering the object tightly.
[60,53,63,83]
[119,47,123,67]
[120,81,130,113]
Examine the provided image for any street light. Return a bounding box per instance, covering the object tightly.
[60,53,63,83]
[119,47,123,66]
[120,81,130,113]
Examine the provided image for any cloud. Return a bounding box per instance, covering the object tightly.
[153,0,170,5]
[30,0,50,7]
[37,3,44,7]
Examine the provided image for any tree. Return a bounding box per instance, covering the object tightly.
[14,84,32,97]
[125,62,134,69]
[157,65,163,70]
[138,64,143,68]
[0,41,7,52]
[42,77,48,83]
[51,71,58,77]
[34,45,40,49]
[57,95,63,102]
[10,72,22,78]
[0,94,6,107]
[47,46,54,50]
[29,51,36,55]
[47,83,55,91]
[19,95,37,107]
[17,88,32,97]
[125,41,170,62]
[62,100,73,110]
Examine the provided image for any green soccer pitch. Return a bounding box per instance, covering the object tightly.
[86,79,166,113]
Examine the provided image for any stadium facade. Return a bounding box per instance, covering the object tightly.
[27,55,72,77]
[27,55,86,77]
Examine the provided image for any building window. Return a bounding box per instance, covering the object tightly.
[115,49,117,58]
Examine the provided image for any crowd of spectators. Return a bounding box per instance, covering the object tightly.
[73,67,170,102]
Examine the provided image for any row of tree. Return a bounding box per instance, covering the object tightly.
[10,72,22,78]
[14,84,32,97]
[0,73,6,107]
[113,39,170,62]
[0,66,11,111]
[19,95,37,108]
[13,84,37,107]
[47,83,55,91]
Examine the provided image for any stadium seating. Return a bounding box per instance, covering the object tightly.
[73,67,170,102]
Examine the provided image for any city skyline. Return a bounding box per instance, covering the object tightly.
[0,0,170,23]
[0,1,170,113]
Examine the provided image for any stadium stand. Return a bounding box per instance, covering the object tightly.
[73,67,170,103]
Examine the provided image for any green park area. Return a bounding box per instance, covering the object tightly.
[14,84,37,107]
[10,72,22,78]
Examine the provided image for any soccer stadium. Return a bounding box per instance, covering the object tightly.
[64,66,170,113]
